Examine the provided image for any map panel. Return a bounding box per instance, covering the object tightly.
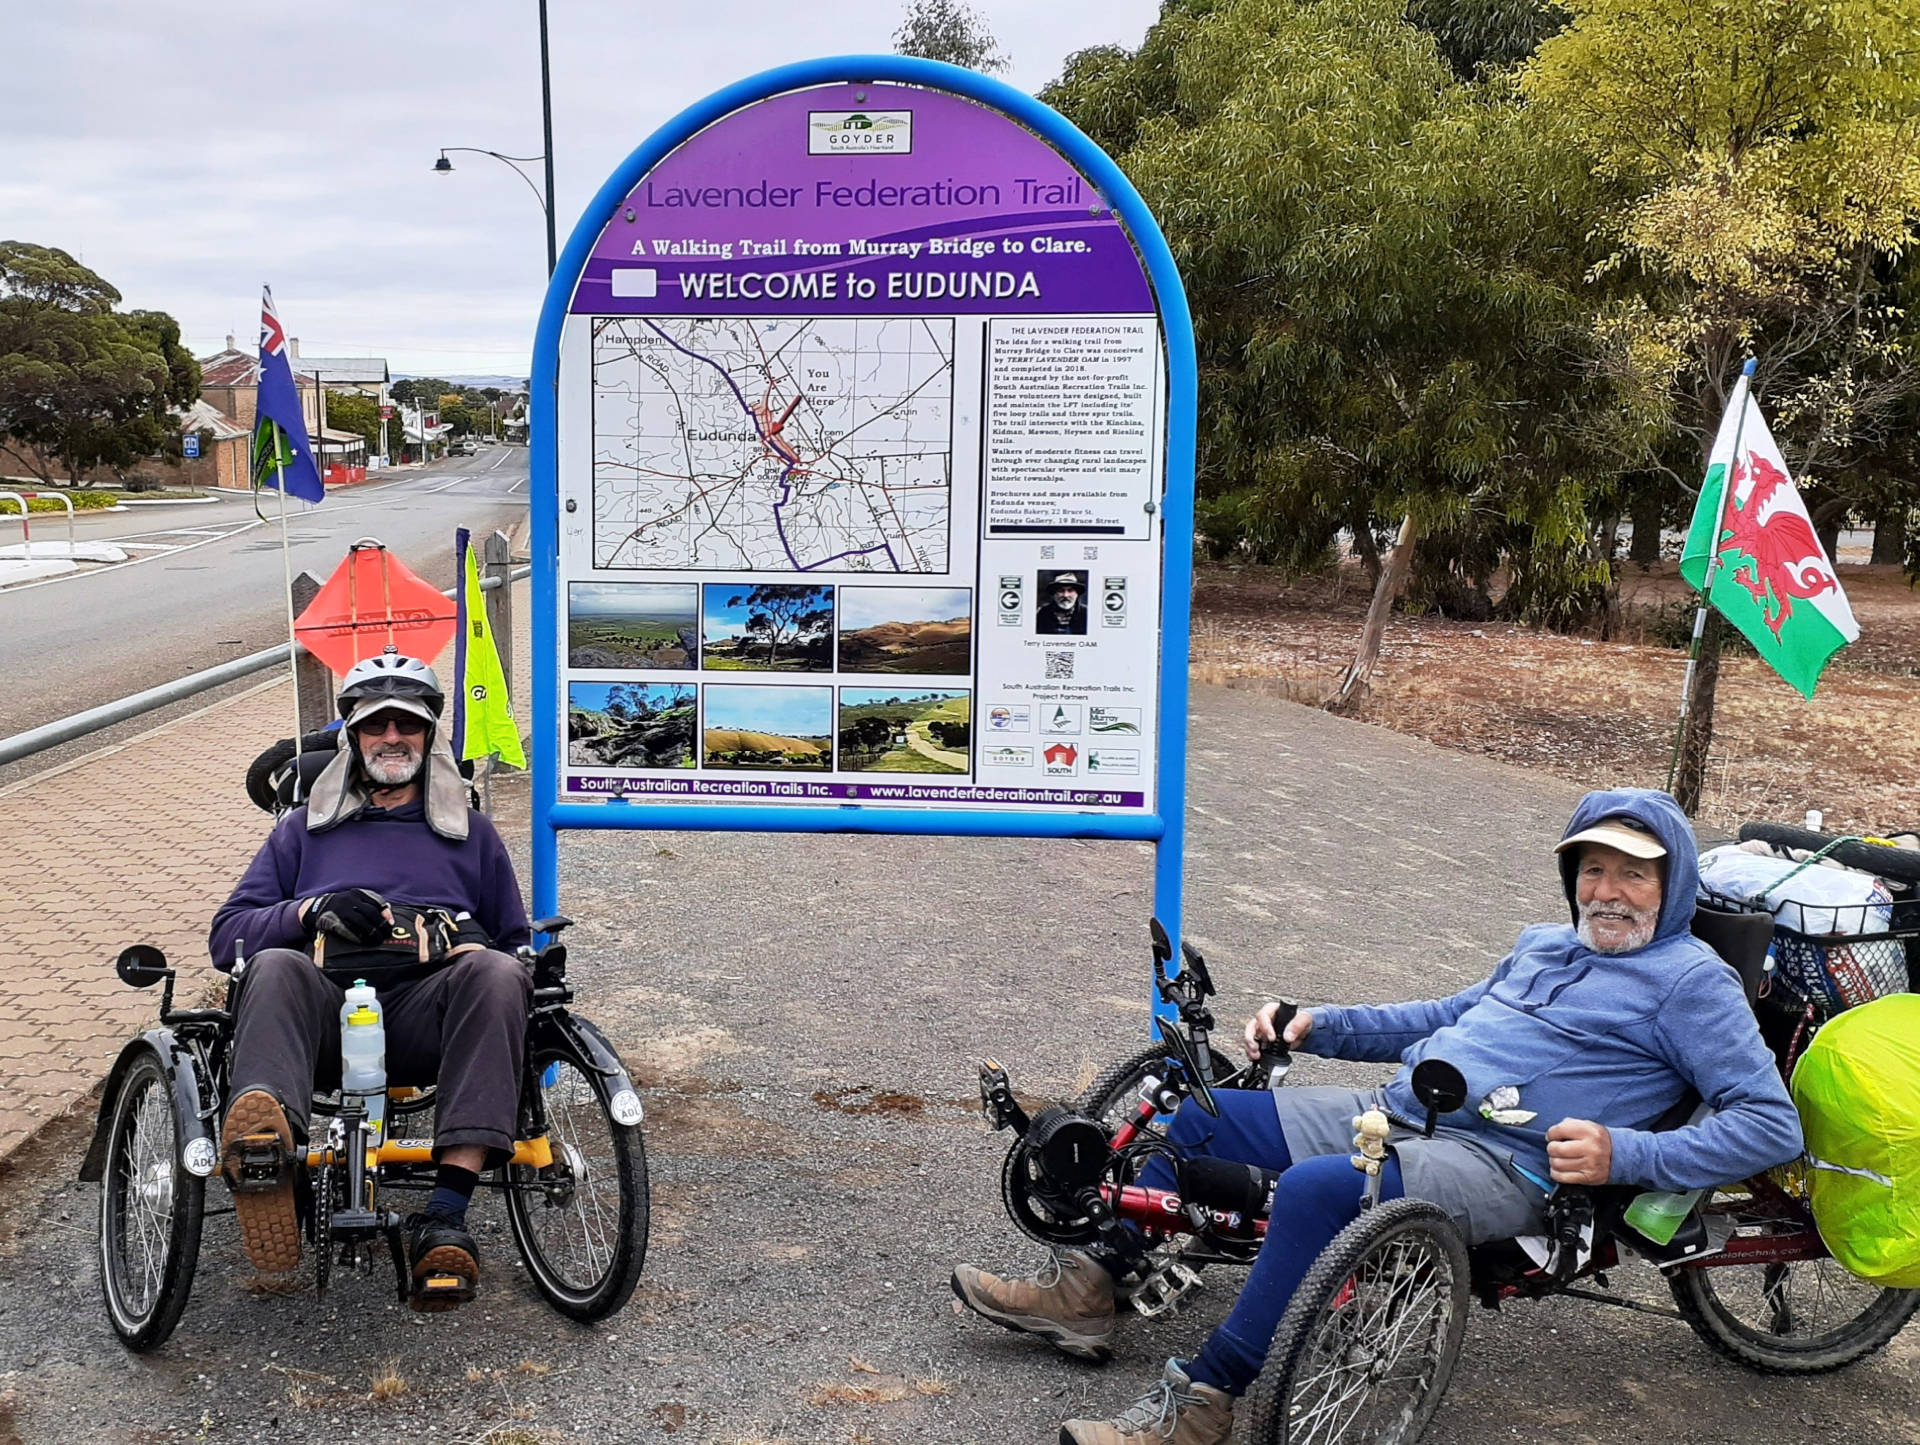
[592,317,953,573]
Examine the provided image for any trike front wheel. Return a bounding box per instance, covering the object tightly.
[98,1048,204,1350]
[1243,1198,1470,1445]
[504,1049,648,1321]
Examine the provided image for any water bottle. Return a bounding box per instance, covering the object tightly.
[340,979,387,1139]
[1622,1186,1705,1245]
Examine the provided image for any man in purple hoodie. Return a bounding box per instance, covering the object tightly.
[210,650,530,1309]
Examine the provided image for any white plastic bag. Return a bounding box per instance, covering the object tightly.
[1697,845,1892,936]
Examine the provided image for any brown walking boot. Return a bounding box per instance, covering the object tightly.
[950,1249,1117,1362]
[1059,1358,1234,1445]
[219,1090,302,1274]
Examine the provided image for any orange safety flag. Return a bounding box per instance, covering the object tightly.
[293,541,457,676]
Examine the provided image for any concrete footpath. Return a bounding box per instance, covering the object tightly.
[0,575,533,1164]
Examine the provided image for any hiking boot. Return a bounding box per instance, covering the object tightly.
[220,1090,301,1274]
[403,1212,480,1312]
[951,1249,1116,1362]
[1060,1359,1234,1445]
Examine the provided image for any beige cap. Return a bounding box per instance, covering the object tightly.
[1555,817,1667,861]
[344,695,438,732]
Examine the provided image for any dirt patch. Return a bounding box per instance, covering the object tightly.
[621,1026,740,1080]
[641,1091,793,1158]
[1192,560,1920,834]
[810,1085,927,1116]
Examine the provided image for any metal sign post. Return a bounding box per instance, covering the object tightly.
[529,57,1197,1005]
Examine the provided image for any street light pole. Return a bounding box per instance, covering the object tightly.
[539,0,557,276]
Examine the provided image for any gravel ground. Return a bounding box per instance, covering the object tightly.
[1,687,1914,1444]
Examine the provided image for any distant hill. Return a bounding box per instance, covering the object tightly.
[704,729,826,755]
[838,617,971,675]
[393,373,529,389]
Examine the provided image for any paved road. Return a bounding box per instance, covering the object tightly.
[0,450,527,783]
[0,686,1912,1443]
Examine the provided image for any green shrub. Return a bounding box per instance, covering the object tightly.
[8,490,117,513]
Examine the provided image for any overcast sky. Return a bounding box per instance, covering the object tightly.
[3,1,1162,379]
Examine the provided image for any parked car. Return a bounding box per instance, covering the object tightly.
[449,440,474,456]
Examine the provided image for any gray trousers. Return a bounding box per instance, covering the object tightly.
[1272,1086,1550,1244]
[228,947,533,1163]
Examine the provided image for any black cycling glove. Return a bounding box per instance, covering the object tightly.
[306,888,391,945]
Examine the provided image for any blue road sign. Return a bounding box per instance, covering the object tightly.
[182,434,201,459]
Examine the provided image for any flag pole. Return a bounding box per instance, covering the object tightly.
[1665,356,1758,792]
[272,430,311,802]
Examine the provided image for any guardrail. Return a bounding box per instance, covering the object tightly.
[0,562,530,770]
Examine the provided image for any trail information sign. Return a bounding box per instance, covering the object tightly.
[530,56,1196,931]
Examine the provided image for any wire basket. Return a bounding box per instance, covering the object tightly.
[1701,888,1918,1020]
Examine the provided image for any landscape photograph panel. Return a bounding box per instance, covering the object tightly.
[567,582,698,670]
[704,684,834,771]
[701,583,834,672]
[838,688,970,775]
[568,682,696,769]
[836,586,972,675]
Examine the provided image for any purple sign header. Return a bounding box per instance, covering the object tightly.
[568,82,1154,317]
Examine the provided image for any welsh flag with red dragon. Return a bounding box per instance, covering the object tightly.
[1679,369,1859,699]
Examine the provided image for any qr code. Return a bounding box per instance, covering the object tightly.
[1045,651,1074,680]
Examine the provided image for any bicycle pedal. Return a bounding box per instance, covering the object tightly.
[225,1134,290,1191]
[1129,1261,1205,1319]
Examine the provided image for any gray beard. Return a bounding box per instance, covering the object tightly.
[1577,901,1659,954]
[362,748,423,787]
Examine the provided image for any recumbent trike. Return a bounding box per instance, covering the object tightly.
[79,912,649,1350]
[980,903,1919,1445]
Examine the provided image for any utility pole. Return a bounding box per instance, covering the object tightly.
[539,0,557,275]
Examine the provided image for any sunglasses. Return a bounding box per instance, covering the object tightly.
[353,713,430,738]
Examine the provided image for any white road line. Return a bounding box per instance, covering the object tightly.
[0,519,268,594]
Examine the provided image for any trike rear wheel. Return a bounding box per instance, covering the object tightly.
[98,1049,204,1350]
[1244,1199,1470,1445]
[1669,1184,1919,1373]
[505,1049,648,1321]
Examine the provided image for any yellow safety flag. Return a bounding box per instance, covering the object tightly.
[456,539,526,769]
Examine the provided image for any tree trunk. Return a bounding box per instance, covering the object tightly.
[1326,513,1418,715]
[1349,508,1382,588]
[1628,485,1665,565]
[1671,609,1724,818]
[1871,506,1908,566]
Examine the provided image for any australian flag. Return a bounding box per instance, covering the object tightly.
[252,286,324,503]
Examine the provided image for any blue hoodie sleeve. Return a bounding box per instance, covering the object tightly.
[1306,954,1514,1064]
[1606,956,1804,1191]
[207,817,309,970]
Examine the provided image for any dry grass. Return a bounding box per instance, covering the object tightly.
[367,1360,408,1402]
[807,1381,913,1406]
[1192,560,1920,833]
[263,1363,337,1411]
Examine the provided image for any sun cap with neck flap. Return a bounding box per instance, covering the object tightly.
[306,648,470,840]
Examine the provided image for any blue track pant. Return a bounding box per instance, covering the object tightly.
[1132,1088,1404,1396]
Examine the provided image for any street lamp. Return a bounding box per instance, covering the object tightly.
[434,148,555,274]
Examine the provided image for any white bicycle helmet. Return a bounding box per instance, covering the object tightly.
[336,646,445,724]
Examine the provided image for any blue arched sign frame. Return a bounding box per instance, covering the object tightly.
[529,55,1197,973]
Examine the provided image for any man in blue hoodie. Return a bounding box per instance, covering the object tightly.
[951,788,1804,1445]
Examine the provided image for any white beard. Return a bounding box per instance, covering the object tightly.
[1577,899,1659,954]
[362,744,423,787]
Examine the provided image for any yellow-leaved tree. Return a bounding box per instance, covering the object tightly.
[1523,0,1920,809]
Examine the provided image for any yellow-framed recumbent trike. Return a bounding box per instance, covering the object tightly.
[78,915,648,1349]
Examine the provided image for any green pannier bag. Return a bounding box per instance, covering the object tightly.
[1790,992,1920,1288]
